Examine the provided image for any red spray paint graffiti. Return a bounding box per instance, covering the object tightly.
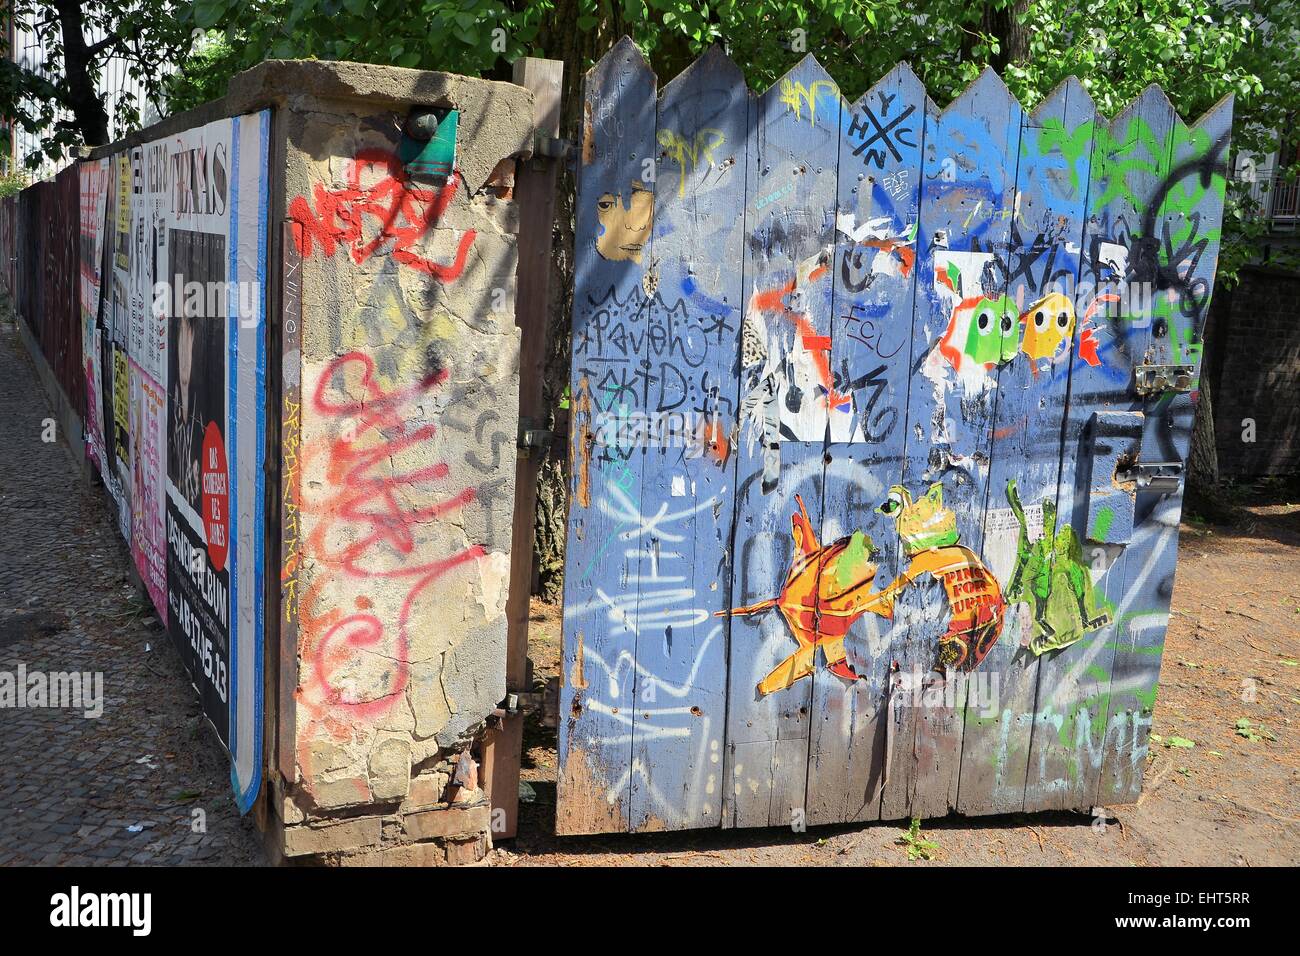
[288,149,476,279]
[748,255,852,413]
[295,351,484,784]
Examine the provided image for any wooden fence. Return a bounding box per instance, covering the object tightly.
[557,39,1232,833]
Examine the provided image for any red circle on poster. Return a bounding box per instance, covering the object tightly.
[201,421,230,573]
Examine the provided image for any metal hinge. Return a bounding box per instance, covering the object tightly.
[1134,364,1195,396]
[518,415,553,453]
[489,677,559,729]
[533,133,573,161]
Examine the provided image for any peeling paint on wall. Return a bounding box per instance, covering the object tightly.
[283,104,521,816]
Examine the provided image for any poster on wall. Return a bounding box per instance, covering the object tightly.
[167,226,231,739]
[161,112,270,813]
[78,110,270,814]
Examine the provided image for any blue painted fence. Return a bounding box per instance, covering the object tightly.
[558,39,1232,833]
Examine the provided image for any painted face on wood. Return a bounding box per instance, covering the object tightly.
[1020,291,1075,361]
[938,293,1019,372]
[595,183,654,262]
[964,294,1020,366]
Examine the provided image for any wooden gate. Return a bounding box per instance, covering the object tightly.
[557,38,1232,834]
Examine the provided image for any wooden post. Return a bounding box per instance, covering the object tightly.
[481,56,563,842]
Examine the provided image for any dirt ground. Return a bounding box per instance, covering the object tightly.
[493,489,1300,866]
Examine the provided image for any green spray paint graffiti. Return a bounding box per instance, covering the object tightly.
[1005,479,1111,656]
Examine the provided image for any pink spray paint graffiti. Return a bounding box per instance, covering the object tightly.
[130,361,168,623]
[294,351,485,794]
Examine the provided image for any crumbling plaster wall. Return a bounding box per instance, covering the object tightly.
[266,64,532,837]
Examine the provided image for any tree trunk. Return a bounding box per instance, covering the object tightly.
[1188,374,1220,493]
[529,2,623,602]
[963,1,1030,73]
[983,1,1031,74]
[55,0,111,146]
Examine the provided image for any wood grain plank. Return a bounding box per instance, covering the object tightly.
[720,54,843,828]
[487,55,565,842]
[805,64,930,826]
[557,38,659,835]
[885,70,1025,821]
[623,46,749,831]
[1094,96,1233,806]
[955,78,1098,815]
[1022,86,1180,811]
[722,439,823,828]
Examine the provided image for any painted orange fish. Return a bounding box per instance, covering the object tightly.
[716,495,893,697]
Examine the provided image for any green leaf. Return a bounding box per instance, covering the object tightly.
[1164,736,1195,748]
[192,0,230,30]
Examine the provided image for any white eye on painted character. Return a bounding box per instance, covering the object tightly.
[1031,309,1068,331]
[595,182,654,263]
[1019,291,1076,361]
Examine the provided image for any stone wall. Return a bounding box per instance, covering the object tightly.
[70,60,538,864]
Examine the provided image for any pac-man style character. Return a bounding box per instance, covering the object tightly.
[1019,291,1075,361]
[716,495,892,697]
[937,294,1020,373]
[874,482,1006,671]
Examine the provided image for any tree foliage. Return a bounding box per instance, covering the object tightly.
[168,0,1299,278]
[1,0,194,167]
[159,0,1300,596]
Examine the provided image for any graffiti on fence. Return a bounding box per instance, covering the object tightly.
[718,495,890,696]
[559,40,1232,834]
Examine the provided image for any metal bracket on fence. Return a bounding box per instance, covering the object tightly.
[1117,460,1185,495]
[533,133,573,162]
[489,688,549,727]
[1134,364,1195,396]
[517,415,553,453]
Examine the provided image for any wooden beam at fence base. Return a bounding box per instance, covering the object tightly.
[483,55,564,843]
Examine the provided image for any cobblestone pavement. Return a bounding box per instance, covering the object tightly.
[0,323,265,866]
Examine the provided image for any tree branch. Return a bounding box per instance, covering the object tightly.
[85,32,122,60]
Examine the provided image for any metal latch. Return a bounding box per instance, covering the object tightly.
[518,415,553,453]
[489,685,553,727]
[533,133,573,161]
[1134,364,1195,396]
[1117,460,1184,495]
[1084,410,1142,545]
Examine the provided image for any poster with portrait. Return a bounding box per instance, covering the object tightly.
[166,226,231,740]
[161,112,269,819]
[81,110,269,814]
